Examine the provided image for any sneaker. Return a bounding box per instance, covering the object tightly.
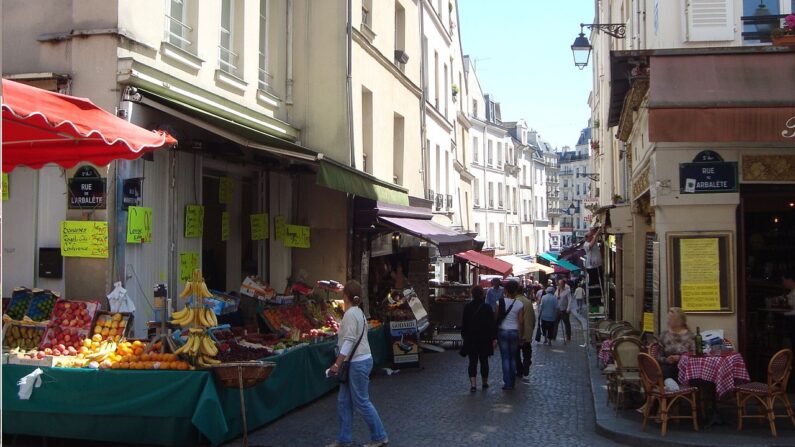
[326,443,353,447]
[363,439,389,447]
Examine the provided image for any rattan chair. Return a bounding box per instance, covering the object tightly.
[638,353,699,436]
[736,348,795,437]
[612,336,644,414]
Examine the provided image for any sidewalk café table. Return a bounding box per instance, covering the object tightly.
[599,339,614,367]
[677,351,751,426]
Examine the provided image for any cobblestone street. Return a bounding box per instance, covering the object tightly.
[227,316,623,447]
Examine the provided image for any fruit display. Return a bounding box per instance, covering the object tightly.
[216,339,273,362]
[26,289,60,321]
[40,300,100,350]
[6,288,33,320]
[3,321,46,350]
[92,311,132,342]
[261,305,314,334]
[170,269,220,368]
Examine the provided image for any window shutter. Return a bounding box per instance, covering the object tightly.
[686,0,734,42]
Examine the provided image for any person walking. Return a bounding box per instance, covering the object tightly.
[555,279,574,344]
[327,280,388,447]
[496,280,525,390]
[460,286,497,392]
[574,281,586,312]
[515,286,535,383]
[538,286,559,345]
[486,277,504,312]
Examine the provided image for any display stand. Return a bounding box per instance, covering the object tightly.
[211,361,276,447]
[146,284,173,353]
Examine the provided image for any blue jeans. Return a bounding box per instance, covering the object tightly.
[336,357,388,444]
[498,329,520,388]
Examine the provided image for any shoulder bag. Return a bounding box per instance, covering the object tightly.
[495,298,516,328]
[337,309,366,384]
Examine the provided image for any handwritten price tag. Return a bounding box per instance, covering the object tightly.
[2,173,8,201]
[127,206,153,243]
[61,221,109,258]
[219,177,233,204]
[185,204,204,238]
[283,224,310,248]
[179,252,199,283]
[221,212,230,242]
[250,213,268,241]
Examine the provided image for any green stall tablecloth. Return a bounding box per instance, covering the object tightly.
[2,326,387,446]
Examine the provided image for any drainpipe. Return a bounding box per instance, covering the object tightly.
[286,0,294,106]
[419,0,429,196]
[346,0,355,167]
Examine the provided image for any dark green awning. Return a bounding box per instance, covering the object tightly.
[317,159,409,206]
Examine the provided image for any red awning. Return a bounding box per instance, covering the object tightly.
[2,79,176,172]
[454,250,512,276]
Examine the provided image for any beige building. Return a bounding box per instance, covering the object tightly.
[588,0,795,376]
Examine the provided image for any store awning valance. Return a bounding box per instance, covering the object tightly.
[497,255,553,275]
[318,160,409,206]
[455,250,512,276]
[378,216,474,256]
[2,79,176,172]
[537,252,582,272]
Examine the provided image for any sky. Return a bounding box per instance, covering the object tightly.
[458,0,595,150]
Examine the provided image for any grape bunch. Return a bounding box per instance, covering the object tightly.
[216,340,273,362]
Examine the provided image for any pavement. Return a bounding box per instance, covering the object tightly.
[225,314,623,447]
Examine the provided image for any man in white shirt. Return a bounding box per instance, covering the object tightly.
[573,282,586,312]
[583,226,603,288]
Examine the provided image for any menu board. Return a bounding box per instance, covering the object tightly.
[275,215,286,241]
[60,221,109,258]
[179,252,199,283]
[219,178,233,204]
[283,224,310,248]
[221,212,230,242]
[643,233,656,312]
[126,206,153,243]
[2,173,8,201]
[184,205,204,238]
[643,312,655,333]
[668,233,732,312]
[250,213,268,241]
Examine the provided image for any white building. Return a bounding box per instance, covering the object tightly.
[558,131,594,246]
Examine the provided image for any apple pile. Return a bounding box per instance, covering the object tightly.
[40,300,98,350]
[322,315,340,334]
[40,326,85,351]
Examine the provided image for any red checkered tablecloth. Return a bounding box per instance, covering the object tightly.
[599,339,614,366]
[677,353,751,398]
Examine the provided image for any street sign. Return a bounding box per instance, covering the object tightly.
[68,165,106,209]
[679,151,737,194]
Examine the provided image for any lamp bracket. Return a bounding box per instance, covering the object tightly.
[581,23,627,39]
[576,172,601,181]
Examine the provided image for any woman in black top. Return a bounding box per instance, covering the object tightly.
[461,285,497,392]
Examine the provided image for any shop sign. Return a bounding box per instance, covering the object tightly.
[126,206,152,244]
[60,221,108,258]
[389,319,419,367]
[679,151,737,194]
[68,166,106,209]
[643,312,655,333]
[121,178,142,210]
[783,115,795,139]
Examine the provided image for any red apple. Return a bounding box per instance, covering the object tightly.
[56,343,66,351]
[64,334,71,342]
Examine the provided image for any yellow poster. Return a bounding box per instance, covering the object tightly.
[126,206,153,243]
[2,173,8,201]
[680,238,721,311]
[275,215,286,241]
[219,178,233,204]
[643,312,655,333]
[221,212,230,242]
[250,213,269,241]
[283,224,311,248]
[60,221,109,258]
[184,204,204,238]
[179,252,199,283]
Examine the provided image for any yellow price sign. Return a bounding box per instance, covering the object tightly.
[250,213,269,241]
[283,224,310,248]
[60,221,109,258]
[275,215,286,241]
[643,312,655,333]
[2,173,8,201]
[127,206,153,243]
[179,252,199,283]
[185,204,204,238]
[219,178,233,204]
[221,212,230,242]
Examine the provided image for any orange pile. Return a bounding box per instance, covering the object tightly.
[110,340,190,370]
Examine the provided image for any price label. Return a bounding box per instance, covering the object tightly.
[179,252,199,283]
[250,213,268,241]
[275,215,286,241]
[2,173,8,201]
[185,204,204,238]
[60,221,109,258]
[221,212,230,242]
[126,206,153,243]
[219,178,233,204]
[283,224,310,248]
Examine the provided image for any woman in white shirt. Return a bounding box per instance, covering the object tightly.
[496,280,525,390]
[327,281,388,447]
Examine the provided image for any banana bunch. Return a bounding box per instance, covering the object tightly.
[178,269,215,299]
[174,328,219,359]
[87,340,118,362]
[170,305,195,326]
[196,355,221,367]
[170,304,217,328]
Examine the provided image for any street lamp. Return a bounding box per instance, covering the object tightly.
[571,23,627,69]
[567,203,577,246]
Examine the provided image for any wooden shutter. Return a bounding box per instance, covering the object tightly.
[685,0,734,42]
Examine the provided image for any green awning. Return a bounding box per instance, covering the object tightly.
[537,252,582,272]
[317,159,409,206]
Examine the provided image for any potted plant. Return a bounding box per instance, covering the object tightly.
[772,14,795,46]
[451,84,459,99]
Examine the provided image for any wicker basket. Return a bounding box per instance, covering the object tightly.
[211,361,276,389]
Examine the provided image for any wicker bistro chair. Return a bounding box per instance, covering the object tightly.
[612,336,644,414]
[638,353,700,436]
[736,348,795,437]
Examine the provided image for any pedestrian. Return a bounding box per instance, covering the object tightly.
[538,286,559,345]
[535,284,544,302]
[583,226,603,286]
[460,286,497,392]
[496,280,525,390]
[554,279,574,344]
[515,287,535,382]
[486,277,505,312]
[327,280,388,447]
[574,281,586,312]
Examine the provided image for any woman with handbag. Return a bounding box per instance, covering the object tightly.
[496,280,525,390]
[327,280,388,447]
[460,286,497,392]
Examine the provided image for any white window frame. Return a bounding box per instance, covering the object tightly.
[258,0,272,92]
[165,0,193,51]
[219,0,241,76]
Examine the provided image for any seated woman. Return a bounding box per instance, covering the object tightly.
[657,307,695,380]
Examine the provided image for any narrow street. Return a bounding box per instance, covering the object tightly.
[226,317,622,447]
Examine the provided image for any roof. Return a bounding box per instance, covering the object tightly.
[455,250,512,276]
[577,127,592,146]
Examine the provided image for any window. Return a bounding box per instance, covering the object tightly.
[473,178,480,205]
[472,136,480,163]
[563,179,568,188]
[166,0,192,50]
[258,0,271,91]
[472,99,478,117]
[394,2,406,70]
[522,166,527,184]
[435,145,441,192]
[219,0,243,77]
[497,142,503,166]
[499,223,505,247]
[488,182,493,208]
[505,185,510,210]
[489,223,495,247]
[498,187,503,208]
[443,63,449,116]
[362,88,374,173]
[475,223,481,237]
[362,0,372,27]
[487,140,493,165]
[434,51,440,109]
[393,113,404,185]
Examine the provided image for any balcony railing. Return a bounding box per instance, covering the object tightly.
[473,197,480,208]
[427,189,435,201]
[489,199,494,208]
[165,14,193,50]
[446,194,454,211]
[435,193,444,211]
[741,14,787,42]
[498,201,504,209]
